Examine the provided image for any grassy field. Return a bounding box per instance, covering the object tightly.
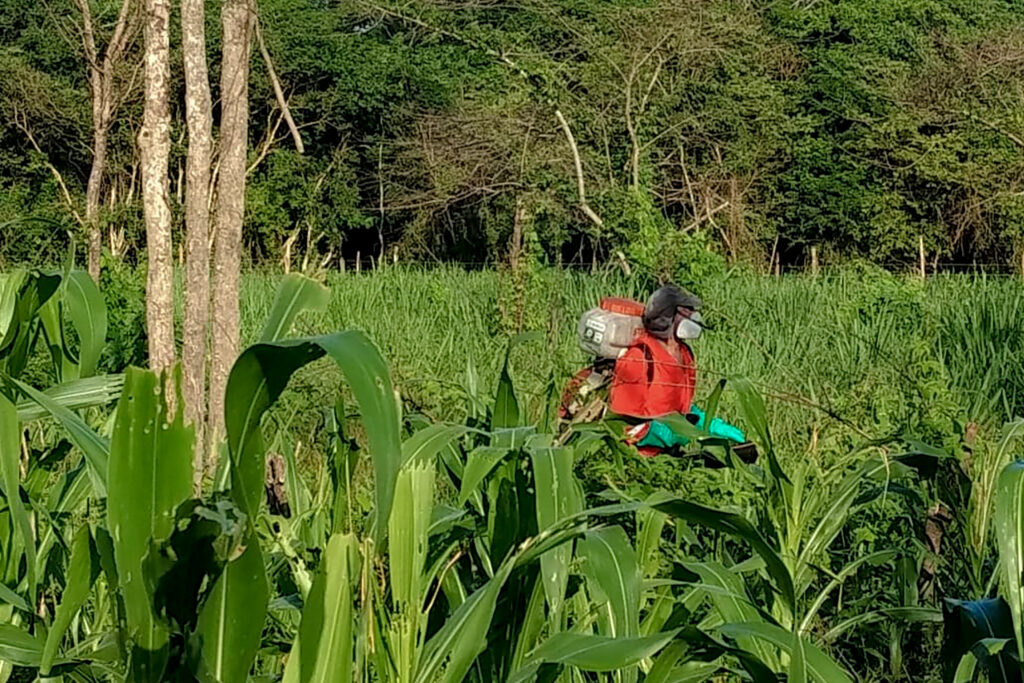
[213,265,1024,457]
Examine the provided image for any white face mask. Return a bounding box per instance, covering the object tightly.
[676,312,703,340]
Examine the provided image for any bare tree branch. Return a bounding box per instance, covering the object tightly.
[555,109,603,229]
[12,107,85,226]
[252,3,304,153]
[247,107,285,175]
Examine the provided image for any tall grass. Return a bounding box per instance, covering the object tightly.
[225,266,1024,463]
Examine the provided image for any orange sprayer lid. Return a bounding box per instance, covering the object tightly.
[600,297,644,317]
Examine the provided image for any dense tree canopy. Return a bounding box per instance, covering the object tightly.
[2,0,1023,270]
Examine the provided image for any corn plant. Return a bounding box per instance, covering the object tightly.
[582,377,943,682]
[0,274,693,682]
[264,339,689,682]
[1,268,966,682]
[941,449,1024,682]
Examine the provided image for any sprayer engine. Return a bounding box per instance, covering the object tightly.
[577,297,644,359]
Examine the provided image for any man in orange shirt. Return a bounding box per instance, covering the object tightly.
[609,285,744,455]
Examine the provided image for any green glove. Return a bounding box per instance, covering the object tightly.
[689,404,745,443]
[636,420,689,449]
[707,417,745,443]
[635,407,746,450]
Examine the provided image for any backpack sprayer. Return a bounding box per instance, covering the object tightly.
[577,297,645,360]
[558,298,644,426]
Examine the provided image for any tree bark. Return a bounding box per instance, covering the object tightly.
[182,0,213,490]
[208,0,252,458]
[140,0,175,375]
[75,0,136,281]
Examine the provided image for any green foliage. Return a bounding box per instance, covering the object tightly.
[619,191,726,286]
[5,0,1024,267]
[4,267,1024,682]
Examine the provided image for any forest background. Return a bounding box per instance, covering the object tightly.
[3,0,1024,273]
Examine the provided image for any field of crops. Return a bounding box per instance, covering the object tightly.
[2,265,1024,682]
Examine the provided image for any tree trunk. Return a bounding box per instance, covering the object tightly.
[208,0,252,459]
[84,122,106,280]
[75,0,135,281]
[182,0,213,490]
[140,0,175,375]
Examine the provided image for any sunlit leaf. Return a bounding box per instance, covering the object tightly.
[282,533,358,683]
[524,631,678,672]
[579,527,641,638]
[107,367,193,681]
[65,270,107,377]
[258,273,329,343]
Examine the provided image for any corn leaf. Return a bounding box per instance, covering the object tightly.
[0,582,26,613]
[193,542,270,683]
[719,623,853,683]
[389,460,435,677]
[415,522,571,683]
[40,525,100,675]
[402,423,467,467]
[645,641,722,683]
[208,330,399,681]
[511,579,548,672]
[730,377,788,484]
[15,374,123,422]
[789,629,807,683]
[996,460,1024,668]
[107,367,193,681]
[11,376,109,495]
[282,533,358,683]
[0,394,34,607]
[0,624,43,667]
[224,332,401,540]
[523,631,679,672]
[492,346,520,438]
[653,498,796,615]
[684,561,776,668]
[637,502,668,579]
[0,270,26,340]
[64,270,107,378]
[459,446,511,505]
[703,378,726,425]
[953,639,1013,683]
[38,293,75,381]
[578,527,641,638]
[389,461,434,609]
[0,271,60,378]
[952,652,978,683]
[531,446,583,616]
[258,273,329,343]
[414,556,517,683]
